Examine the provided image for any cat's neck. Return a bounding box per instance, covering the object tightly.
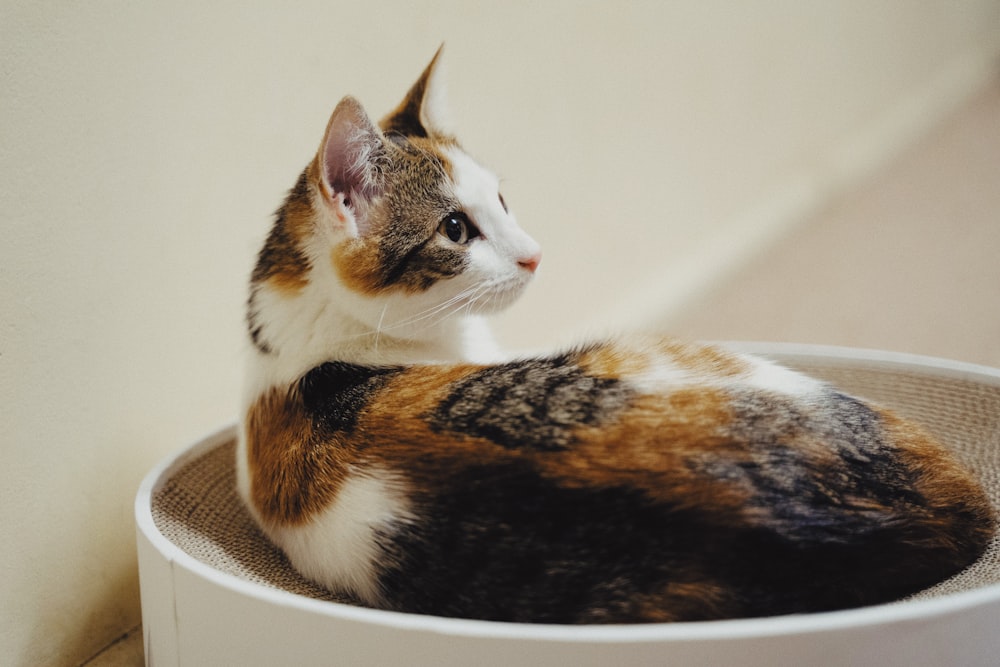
[246,273,501,393]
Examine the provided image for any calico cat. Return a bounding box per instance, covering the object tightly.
[237,49,994,624]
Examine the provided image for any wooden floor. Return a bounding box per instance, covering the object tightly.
[661,81,1000,369]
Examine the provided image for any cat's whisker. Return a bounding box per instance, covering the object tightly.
[374,284,490,333]
[375,295,467,332]
[373,302,390,353]
[422,283,497,325]
[303,293,479,351]
[356,278,511,344]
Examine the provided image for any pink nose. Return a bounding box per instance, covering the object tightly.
[518,252,542,274]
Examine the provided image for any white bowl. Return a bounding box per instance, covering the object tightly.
[135,343,1000,666]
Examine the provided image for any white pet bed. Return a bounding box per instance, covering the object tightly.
[135,343,1000,666]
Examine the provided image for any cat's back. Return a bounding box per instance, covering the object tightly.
[241,337,994,622]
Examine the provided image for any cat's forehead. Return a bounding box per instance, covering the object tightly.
[390,137,497,206]
[443,147,500,205]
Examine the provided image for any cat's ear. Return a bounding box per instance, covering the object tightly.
[380,45,453,138]
[316,96,387,235]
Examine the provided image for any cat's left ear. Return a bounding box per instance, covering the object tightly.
[380,45,454,138]
[316,96,387,236]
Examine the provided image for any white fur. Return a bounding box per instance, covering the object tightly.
[259,468,413,605]
[625,351,694,395]
[418,50,454,136]
[417,147,543,317]
[622,342,825,399]
[446,149,541,270]
[739,352,824,397]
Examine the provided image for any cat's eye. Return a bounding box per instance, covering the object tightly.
[438,212,480,245]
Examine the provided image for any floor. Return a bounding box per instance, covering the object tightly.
[661,80,1000,369]
[84,78,999,667]
[82,626,143,667]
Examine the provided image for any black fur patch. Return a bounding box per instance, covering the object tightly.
[378,229,468,292]
[297,362,403,433]
[252,171,312,285]
[392,242,468,291]
[247,324,272,355]
[375,461,706,622]
[372,456,952,623]
[695,388,924,542]
[381,90,430,139]
[427,356,631,451]
[245,287,273,354]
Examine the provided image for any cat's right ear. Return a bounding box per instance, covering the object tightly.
[316,96,387,236]
[381,45,453,139]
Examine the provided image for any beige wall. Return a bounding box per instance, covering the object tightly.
[3,2,999,664]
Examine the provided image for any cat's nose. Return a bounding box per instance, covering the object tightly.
[518,252,542,274]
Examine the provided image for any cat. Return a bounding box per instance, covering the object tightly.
[236,48,994,624]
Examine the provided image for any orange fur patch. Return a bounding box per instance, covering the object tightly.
[575,342,660,380]
[657,339,750,378]
[247,365,517,526]
[266,271,309,294]
[319,363,757,520]
[251,168,318,295]
[635,579,730,622]
[355,365,526,481]
[538,387,750,511]
[333,237,388,296]
[249,356,990,540]
[879,408,995,533]
[245,387,351,526]
[577,339,750,383]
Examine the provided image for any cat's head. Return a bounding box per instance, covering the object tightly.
[250,49,540,353]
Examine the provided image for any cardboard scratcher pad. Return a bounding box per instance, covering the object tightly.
[150,352,1000,609]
